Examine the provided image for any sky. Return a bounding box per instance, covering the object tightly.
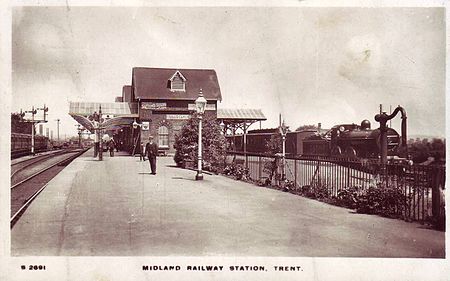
[11,6,445,139]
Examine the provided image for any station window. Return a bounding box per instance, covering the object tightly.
[171,75,185,91]
[158,126,169,148]
[169,71,186,92]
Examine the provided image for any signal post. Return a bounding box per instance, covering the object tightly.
[22,105,49,155]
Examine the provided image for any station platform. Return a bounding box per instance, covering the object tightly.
[11,149,445,257]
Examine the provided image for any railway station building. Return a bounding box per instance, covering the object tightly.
[69,67,266,155]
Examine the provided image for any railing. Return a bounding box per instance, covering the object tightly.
[226,151,445,226]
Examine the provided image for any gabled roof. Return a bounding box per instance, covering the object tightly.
[122,85,133,102]
[132,67,222,101]
[169,70,186,82]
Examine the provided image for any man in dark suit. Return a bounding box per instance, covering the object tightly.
[145,136,158,175]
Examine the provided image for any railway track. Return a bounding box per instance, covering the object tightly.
[11,148,88,228]
[11,149,68,180]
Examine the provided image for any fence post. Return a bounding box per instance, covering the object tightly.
[432,168,443,227]
[258,156,262,180]
[294,159,297,189]
[346,164,350,188]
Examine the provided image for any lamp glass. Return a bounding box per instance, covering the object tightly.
[195,95,207,114]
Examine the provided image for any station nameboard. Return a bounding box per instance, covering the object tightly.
[188,103,216,111]
[166,114,190,120]
[141,102,167,110]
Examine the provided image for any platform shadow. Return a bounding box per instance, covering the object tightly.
[138,172,155,175]
[165,164,214,175]
[171,176,197,181]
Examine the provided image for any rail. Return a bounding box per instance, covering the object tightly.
[11,149,70,179]
[11,149,88,228]
[11,149,85,189]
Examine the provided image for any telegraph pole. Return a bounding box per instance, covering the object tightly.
[55,119,60,141]
[30,107,36,155]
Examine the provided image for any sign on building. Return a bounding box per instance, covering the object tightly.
[141,121,150,130]
[167,114,190,120]
[141,102,167,110]
[188,103,216,111]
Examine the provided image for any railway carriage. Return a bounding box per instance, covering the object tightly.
[11,133,49,157]
[226,129,317,156]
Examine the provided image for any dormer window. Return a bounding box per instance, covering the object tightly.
[169,70,186,92]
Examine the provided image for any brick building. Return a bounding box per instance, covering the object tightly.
[69,66,265,156]
[124,67,222,155]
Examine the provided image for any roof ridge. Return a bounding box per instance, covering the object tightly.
[132,67,216,71]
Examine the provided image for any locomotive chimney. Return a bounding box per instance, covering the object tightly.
[318,123,321,132]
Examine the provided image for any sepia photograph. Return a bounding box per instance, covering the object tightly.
[1,1,448,280]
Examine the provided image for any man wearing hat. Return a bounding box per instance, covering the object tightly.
[145,135,158,175]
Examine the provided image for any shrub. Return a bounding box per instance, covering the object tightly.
[173,114,227,173]
[223,163,250,181]
[356,185,404,217]
[335,187,359,209]
[298,181,329,199]
[280,179,295,192]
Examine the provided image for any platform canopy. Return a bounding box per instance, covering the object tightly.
[216,108,266,135]
[69,101,139,133]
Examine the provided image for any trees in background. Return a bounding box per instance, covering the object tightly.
[11,113,34,134]
[295,124,318,131]
[408,138,446,164]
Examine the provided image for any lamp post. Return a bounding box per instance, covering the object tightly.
[75,124,86,148]
[219,120,225,135]
[132,119,141,156]
[195,89,207,180]
[88,108,103,160]
[98,106,103,161]
[279,120,288,181]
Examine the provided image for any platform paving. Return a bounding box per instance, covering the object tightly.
[11,149,445,257]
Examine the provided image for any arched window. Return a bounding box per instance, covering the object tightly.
[158,126,169,148]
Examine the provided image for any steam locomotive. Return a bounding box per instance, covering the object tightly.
[302,120,401,158]
[226,119,404,159]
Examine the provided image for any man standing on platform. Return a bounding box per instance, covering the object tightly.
[145,136,158,175]
[108,138,116,157]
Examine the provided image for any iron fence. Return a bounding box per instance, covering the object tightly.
[226,152,445,225]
